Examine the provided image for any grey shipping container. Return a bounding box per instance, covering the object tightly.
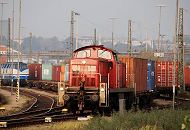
[42,64,52,80]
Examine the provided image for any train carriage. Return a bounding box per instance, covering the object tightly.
[1,62,29,87]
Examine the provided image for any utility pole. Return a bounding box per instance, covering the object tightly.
[178,8,184,91]
[16,0,22,102]
[156,5,166,52]
[11,0,15,95]
[70,10,79,55]
[70,11,74,55]
[8,18,11,62]
[75,13,79,50]
[172,0,179,110]
[93,28,97,45]
[128,20,132,56]
[0,1,7,88]
[29,32,32,63]
[109,18,118,50]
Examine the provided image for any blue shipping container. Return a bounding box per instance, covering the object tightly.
[147,60,155,90]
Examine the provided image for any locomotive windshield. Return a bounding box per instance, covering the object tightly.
[98,50,112,60]
[76,49,90,58]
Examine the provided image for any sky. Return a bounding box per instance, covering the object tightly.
[3,0,190,41]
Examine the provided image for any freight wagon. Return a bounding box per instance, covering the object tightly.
[27,63,69,92]
[154,61,190,95]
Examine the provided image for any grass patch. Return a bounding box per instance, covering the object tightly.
[83,109,190,130]
[11,110,190,130]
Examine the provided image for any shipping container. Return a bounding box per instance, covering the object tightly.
[60,64,65,82]
[0,45,7,64]
[185,66,190,87]
[155,61,178,88]
[147,60,155,90]
[42,64,52,80]
[52,65,61,82]
[28,64,42,80]
[64,64,69,81]
[60,64,69,82]
[118,55,147,94]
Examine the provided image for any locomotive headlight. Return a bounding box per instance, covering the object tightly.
[82,60,86,64]
[100,87,105,92]
[60,87,64,91]
[100,84,105,92]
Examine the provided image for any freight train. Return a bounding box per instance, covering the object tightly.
[1,62,29,87]
[2,45,188,113]
[57,45,190,113]
[24,45,190,113]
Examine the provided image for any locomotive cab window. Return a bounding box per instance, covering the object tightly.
[76,49,90,58]
[98,50,112,60]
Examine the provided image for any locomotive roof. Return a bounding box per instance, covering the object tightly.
[73,45,118,54]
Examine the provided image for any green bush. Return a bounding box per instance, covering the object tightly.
[181,115,190,130]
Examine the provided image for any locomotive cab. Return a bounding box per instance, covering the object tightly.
[61,45,124,113]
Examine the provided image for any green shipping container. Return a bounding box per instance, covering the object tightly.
[42,64,52,80]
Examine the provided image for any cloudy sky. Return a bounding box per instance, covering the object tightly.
[3,0,190,40]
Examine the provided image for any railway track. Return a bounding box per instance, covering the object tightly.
[2,112,92,128]
[0,87,57,120]
[152,95,190,110]
[0,87,80,128]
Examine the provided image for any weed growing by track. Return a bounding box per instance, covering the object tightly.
[12,109,190,130]
[84,109,190,130]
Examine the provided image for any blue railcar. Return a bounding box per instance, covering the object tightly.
[1,62,29,86]
[147,60,155,90]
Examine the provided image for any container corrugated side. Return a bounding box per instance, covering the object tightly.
[64,64,69,81]
[42,64,52,81]
[60,64,65,82]
[185,66,190,86]
[147,60,155,90]
[118,55,147,93]
[28,64,42,80]
[52,65,61,82]
[155,61,178,88]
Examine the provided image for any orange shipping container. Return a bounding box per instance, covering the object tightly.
[118,55,147,94]
[60,64,65,82]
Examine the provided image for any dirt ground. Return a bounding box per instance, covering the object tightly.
[153,99,173,106]
[0,88,32,116]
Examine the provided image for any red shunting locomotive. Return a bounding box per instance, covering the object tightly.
[60,45,149,113]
